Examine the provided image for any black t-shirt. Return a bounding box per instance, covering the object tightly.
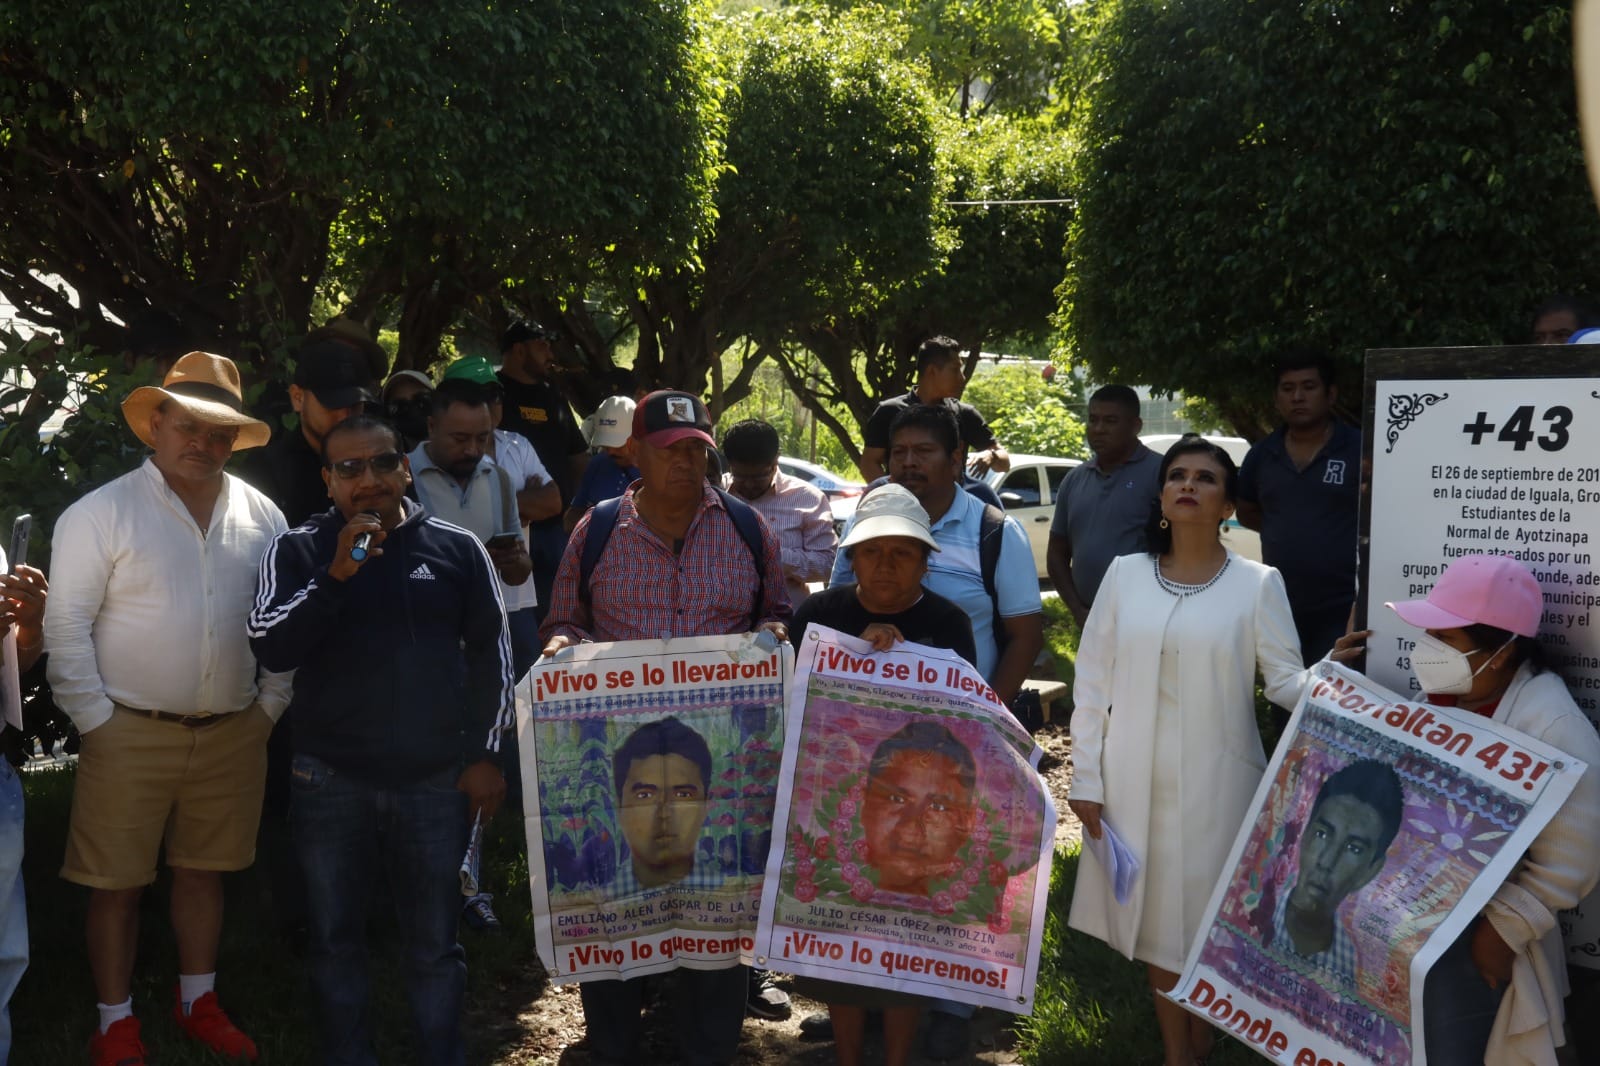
[496,371,587,505]
[790,584,978,669]
[863,391,998,453]
[236,428,332,528]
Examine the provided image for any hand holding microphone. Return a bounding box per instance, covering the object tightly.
[331,511,385,582]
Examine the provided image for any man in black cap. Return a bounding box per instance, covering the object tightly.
[496,322,588,620]
[241,340,381,528]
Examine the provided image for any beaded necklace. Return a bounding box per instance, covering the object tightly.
[1152,553,1230,598]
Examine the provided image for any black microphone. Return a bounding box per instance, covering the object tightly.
[350,511,381,562]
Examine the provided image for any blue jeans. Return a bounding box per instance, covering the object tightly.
[0,762,26,1065]
[291,754,468,1066]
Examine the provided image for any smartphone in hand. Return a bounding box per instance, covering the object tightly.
[7,514,30,573]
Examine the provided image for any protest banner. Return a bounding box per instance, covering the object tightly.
[1361,346,1600,966]
[520,633,791,982]
[1169,663,1585,1066]
[754,625,1055,1013]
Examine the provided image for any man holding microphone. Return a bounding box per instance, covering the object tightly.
[248,414,513,1066]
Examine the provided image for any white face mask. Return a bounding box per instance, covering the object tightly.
[1410,632,1513,696]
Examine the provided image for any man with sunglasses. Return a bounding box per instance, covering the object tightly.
[249,414,513,1066]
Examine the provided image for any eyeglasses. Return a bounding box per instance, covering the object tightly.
[327,452,404,479]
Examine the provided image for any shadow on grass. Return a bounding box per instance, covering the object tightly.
[1015,849,1258,1066]
[13,766,548,1064]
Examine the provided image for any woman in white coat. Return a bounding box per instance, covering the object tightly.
[1067,436,1304,1066]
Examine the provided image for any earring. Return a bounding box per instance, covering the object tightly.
[1159,516,1170,529]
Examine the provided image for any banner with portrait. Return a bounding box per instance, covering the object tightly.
[1169,663,1585,1066]
[753,625,1055,1013]
[520,634,791,982]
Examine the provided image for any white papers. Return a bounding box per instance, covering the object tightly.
[459,812,483,896]
[1083,815,1139,905]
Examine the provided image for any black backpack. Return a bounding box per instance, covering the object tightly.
[977,502,1009,658]
[577,488,768,628]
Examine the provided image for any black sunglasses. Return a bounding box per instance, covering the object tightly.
[327,452,404,480]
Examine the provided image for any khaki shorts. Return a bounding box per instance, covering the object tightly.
[61,704,274,890]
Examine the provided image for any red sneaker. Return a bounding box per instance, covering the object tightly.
[172,988,259,1061]
[89,1016,146,1066]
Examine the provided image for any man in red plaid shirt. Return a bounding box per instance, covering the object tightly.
[540,389,791,1066]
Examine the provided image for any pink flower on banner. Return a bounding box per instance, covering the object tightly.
[971,821,991,844]
[851,879,875,902]
[988,862,1008,886]
[814,836,832,860]
[841,862,860,882]
[951,880,970,901]
[831,818,852,836]
[790,831,806,848]
[988,911,1012,934]
[848,784,866,803]
[795,880,818,903]
[932,892,955,916]
[796,859,816,880]
[853,839,870,859]
[963,866,981,885]
[971,843,990,863]
[838,799,858,817]
[794,841,812,862]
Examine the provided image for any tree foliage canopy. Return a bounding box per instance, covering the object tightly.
[0,0,719,361]
[1060,0,1600,433]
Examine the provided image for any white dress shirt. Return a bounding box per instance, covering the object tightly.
[44,460,293,733]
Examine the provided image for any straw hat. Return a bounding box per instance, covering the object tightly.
[121,351,272,451]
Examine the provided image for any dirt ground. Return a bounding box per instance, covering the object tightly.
[471,721,1082,1066]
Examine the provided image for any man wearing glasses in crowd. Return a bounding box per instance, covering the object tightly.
[248,414,514,1066]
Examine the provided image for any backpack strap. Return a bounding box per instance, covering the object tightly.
[713,487,769,628]
[577,496,625,611]
[577,490,768,628]
[978,503,1008,658]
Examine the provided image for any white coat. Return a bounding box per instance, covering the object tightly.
[1067,551,1304,962]
[1478,664,1600,1066]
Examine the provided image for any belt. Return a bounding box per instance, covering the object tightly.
[114,705,226,728]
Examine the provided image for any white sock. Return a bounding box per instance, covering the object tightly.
[96,998,133,1034]
[178,972,216,1016]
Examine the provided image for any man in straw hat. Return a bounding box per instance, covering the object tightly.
[45,351,292,1065]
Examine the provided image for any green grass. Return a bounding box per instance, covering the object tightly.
[12,765,545,1064]
[1039,597,1079,694]
[1015,850,1259,1066]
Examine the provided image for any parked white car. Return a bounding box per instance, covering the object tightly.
[978,454,1083,578]
[778,456,865,533]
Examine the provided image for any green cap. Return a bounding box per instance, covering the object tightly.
[441,355,498,386]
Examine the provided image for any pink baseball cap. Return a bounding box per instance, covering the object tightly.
[1385,554,1543,637]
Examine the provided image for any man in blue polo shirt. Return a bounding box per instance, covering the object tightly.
[1045,384,1162,629]
[1237,352,1361,665]
[831,404,1042,694]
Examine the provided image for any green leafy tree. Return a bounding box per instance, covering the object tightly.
[0,0,719,367]
[526,7,947,411]
[820,0,1070,117]
[774,109,1073,463]
[1059,0,1600,435]
[963,363,1085,458]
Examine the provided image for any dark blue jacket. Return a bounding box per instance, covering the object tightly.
[249,500,514,785]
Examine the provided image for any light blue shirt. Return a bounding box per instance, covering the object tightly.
[829,488,1041,680]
